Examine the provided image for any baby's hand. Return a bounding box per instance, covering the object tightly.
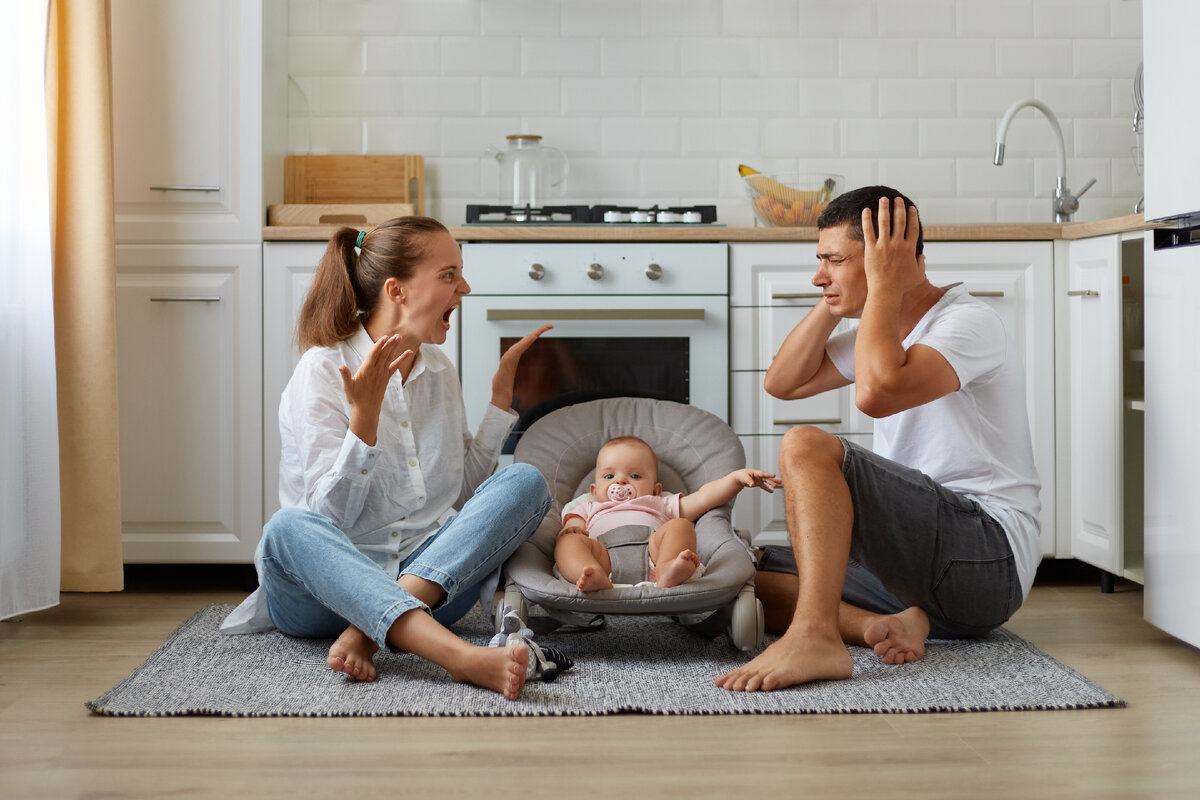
[556,525,587,539]
[736,468,782,493]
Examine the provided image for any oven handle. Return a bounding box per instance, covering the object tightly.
[486,309,705,321]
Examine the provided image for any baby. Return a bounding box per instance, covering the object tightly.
[555,435,781,592]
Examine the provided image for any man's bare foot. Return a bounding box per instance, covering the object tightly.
[863,606,930,664]
[575,565,613,592]
[448,643,530,700]
[714,628,853,692]
[328,625,380,681]
[655,549,701,588]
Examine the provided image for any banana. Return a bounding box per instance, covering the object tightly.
[738,164,836,205]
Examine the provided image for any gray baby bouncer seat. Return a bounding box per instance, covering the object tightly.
[495,397,765,651]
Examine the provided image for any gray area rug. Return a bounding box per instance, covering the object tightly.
[87,603,1123,717]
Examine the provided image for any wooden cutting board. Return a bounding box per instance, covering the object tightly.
[284,155,425,214]
[266,203,415,227]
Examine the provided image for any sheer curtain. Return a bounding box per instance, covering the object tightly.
[1,0,61,619]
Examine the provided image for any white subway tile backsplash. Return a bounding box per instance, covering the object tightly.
[838,39,919,78]
[561,1,642,36]
[680,39,762,78]
[995,40,1073,78]
[722,0,799,37]
[918,39,995,78]
[878,158,957,196]
[761,118,841,157]
[562,78,641,117]
[642,79,721,116]
[877,78,956,118]
[601,39,680,76]
[523,38,602,76]
[760,39,840,78]
[1035,1,1109,38]
[721,78,798,117]
[481,78,562,115]
[643,0,723,36]
[602,118,680,156]
[841,119,920,157]
[955,0,1034,38]
[288,37,362,77]
[283,0,1144,223]
[797,78,876,118]
[797,0,877,38]
[363,37,441,77]
[682,119,760,157]
[878,0,957,38]
[403,78,481,116]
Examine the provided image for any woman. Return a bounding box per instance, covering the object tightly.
[221,216,552,700]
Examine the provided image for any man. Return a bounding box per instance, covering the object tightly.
[716,186,1041,692]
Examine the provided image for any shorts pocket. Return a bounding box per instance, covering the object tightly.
[930,556,1020,632]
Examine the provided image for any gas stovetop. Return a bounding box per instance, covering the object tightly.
[465,204,719,225]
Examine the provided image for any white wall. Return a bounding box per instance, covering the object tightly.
[284,0,1143,226]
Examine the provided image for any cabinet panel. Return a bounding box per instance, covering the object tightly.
[116,245,262,561]
[111,0,262,242]
[1065,235,1125,576]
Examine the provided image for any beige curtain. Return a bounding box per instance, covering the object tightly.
[46,0,123,592]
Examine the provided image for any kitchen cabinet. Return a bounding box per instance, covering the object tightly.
[729,241,1056,555]
[112,0,265,562]
[1062,233,1145,588]
[110,0,263,243]
[261,242,460,520]
[116,245,263,562]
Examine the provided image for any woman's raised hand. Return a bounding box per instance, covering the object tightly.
[338,334,414,446]
[490,324,553,412]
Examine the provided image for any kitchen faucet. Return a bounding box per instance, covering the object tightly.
[993,98,1095,222]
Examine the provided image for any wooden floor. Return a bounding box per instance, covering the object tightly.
[2,561,1199,799]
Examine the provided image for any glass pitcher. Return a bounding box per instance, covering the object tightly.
[486,134,569,208]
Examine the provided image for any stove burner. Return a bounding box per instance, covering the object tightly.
[465,204,718,225]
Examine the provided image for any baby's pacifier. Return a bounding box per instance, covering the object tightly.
[607,483,636,502]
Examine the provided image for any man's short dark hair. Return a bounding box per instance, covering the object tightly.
[816,185,924,257]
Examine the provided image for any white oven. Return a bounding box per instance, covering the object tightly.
[459,242,729,455]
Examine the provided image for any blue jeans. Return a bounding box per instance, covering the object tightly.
[259,463,550,648]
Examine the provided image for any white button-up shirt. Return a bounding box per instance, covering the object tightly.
[221,325,517,634]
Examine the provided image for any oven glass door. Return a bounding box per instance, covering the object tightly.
[460,294,729,454]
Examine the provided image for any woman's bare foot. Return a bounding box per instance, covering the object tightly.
[655,549,701,588]
[714,628,853,692]
[447,643,530,700]
[575,565,613,592]
[863,606,930,664]
[328,625,380,681]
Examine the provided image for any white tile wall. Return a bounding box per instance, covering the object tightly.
[284,0,1144,225]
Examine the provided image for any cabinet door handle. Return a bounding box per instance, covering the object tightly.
[772,292,823,300]
[149,185,221,192]
[969,290,1005,298]
[149,296,222,302]
[487,309,704,321]
[1067,289,1100,297]
[774,418,843,426]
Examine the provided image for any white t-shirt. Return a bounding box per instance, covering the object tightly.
[221,325,517,634]
[825,284,1042,598]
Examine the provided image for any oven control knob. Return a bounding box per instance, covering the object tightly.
[646,263,662,281]
[587,262,604,280]
[529,263,545,281]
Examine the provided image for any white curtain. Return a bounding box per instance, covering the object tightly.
[1,0,61,620]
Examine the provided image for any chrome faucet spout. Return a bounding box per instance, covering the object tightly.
[994,98,1067,179]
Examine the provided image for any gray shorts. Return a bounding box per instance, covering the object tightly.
[757,437,1022,639]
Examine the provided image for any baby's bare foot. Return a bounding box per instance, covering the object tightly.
[448,643,529,700]
[656,549,701,588]
[328,625,380,681]
[863,606,930,664]
[575,565,613,592]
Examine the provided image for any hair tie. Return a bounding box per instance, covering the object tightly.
[356,230,367,248]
